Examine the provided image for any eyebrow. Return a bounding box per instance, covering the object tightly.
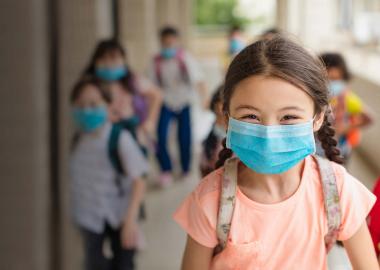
[279,106,305,112]
[235,105,260,111]
[235,105,305,112]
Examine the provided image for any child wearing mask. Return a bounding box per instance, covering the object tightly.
[70,77,148,270]
[320,53,373,164]
[84,39,162,149]
[174,37,378,269]
[148,26,207,187]
[200,85,225,177]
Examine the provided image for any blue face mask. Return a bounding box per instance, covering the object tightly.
[229,38,245,55]
[161,47,177,59]
[328,80,346,96]
[226,117,316,174]
[95,66,127,81]
[72,106,108,132]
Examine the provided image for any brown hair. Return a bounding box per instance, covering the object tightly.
[320,52,351,81]
[70,76,111,104]
[215,36,342,168]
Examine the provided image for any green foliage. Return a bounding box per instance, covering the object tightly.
[195,0,250,28]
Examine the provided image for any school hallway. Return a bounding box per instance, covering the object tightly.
[3,1,380,270]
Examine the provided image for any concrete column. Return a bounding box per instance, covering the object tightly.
[118,0,157,73]
[0,0,50,269]
[56,1,113,269]
[156,0,192,47]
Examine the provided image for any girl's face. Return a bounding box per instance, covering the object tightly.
[95,50,125,69]
[327,67,344,81]
[228,75,324,130]
[74,84,108,109]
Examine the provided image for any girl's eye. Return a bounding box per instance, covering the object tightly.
[281,115,300,123]
[241,114,260,122]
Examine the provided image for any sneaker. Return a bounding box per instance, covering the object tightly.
[159,172,173,188]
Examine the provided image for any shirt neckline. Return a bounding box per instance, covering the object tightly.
[236,155,311,211]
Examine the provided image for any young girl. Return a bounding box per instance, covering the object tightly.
[174,37,378,269]
[84,39,162,148]
[200,85,225,177]
[320,53,373,164]
[70,77,148,270]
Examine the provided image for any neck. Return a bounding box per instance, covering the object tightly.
[238,160,304,204]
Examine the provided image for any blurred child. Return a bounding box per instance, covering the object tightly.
[320,53,373,164]
[228,26,245,57]
[148,26,207,186]
[70,77,148,270]
[84,39,162,148]
[200,85,225,177]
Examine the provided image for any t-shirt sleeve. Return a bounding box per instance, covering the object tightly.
[118,131,149,180]
[337,168,376,241]
[173,186,219,248]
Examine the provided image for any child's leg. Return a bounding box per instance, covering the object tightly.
[106,224,136,270]
[177,106,192,174]
[156,105,174,172]
[81,227,108,270]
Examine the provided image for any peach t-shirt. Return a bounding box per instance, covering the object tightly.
[174,156,376,269]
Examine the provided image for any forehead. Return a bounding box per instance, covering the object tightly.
[78,84,103,100]
[98,49,123,60]
[327,67,343,80]
[229,75,314,112]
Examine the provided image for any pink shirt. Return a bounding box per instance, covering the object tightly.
[174,156,376,269]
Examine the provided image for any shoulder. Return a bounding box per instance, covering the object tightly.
[118,129,136,147]
[191,168,224,212]
[307,156,347,188]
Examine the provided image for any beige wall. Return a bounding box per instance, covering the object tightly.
[0,0,50,269]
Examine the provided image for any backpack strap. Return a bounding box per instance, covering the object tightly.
[176,49,190,84]
[154,49,190,87]
[154,55,163,87]
[313,155,342,252]
[108,123,125,196]
[215,157,239,254]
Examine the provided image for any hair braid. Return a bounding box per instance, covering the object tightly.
[215,138,233,169]
[317,110,344,164]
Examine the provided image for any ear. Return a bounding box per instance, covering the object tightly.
[313,110,325,132]
[224,113,229,127]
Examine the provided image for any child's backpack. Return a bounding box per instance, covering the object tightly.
[154,48,190,86]
[214,155,341,255]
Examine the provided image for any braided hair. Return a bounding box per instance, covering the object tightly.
[215,36,343,169]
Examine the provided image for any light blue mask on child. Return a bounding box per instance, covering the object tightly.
[72,106,108,132]
[226,117,316,174]
[328,80,346,96]
[95,66,127,81]
[229,38,245,55]
[161,47,177,59]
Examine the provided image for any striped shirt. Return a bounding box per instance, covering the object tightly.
[70,123,148,233]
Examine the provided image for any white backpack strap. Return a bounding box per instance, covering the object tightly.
[313,155,342,252]
[215,157,239,253]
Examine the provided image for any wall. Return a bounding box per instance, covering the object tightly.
[0,0,50,269]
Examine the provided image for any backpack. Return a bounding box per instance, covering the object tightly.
[214,155,341,255]
[154,49,190,86]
